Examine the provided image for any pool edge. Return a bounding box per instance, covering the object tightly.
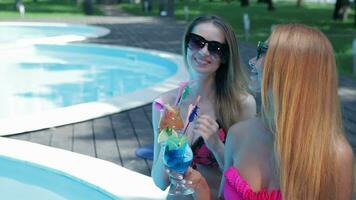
[0,137,168,199]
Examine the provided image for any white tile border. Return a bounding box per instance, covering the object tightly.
[0,137,168,199]
[0,21,110,42]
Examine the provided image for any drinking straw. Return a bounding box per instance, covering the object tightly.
[184,104,194,127]
[164,104,175,113]
[174,81,189,106]
[177,85,190,107]
[182,96,201,135]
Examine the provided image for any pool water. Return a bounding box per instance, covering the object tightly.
[0,155,118,200]
[1,43,177,119]
[0,22,186,135]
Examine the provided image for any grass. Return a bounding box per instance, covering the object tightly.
[121,0,356,77]
[0,0,103,18]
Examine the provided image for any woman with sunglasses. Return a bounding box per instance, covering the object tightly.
[151,15,256,199]
[191,24,354,200]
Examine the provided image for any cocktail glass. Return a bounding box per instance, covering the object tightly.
[163,134,194,196]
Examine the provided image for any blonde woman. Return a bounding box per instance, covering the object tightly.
[151,15,256,199]
[189,24,354,200]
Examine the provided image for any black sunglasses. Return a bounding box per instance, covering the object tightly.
[256,41,268,59]
[186,33,228,59]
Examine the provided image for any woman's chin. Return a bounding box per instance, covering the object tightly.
[192,64,216,74]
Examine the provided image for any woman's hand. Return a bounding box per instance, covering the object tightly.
[184,167,212,200]
[192,114,225,169]
[193,115,220,150]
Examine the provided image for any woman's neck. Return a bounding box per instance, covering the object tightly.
[190,75,215,101]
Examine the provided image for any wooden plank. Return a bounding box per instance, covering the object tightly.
[344,119,356,154]
[50,125,73,152]
[143,103,153,126]
[344,119,356,135]
[342,108,356,124]
[73,121,96,158]
[111,112,150,176]
[93,117,121,165]
[128,107,154,173]
[142,104,154,170]
[128,107,154,147]
[29,129,52,146]
[343,102,356,113]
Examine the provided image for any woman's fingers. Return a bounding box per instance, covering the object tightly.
[184,167,202,188]
[166,169,183,180]
[193,116,219,138]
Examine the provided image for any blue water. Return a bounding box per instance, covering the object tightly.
[0,155,119,200]
[17,44,176,107]
[1,43,177,118]
[163,143,193,174]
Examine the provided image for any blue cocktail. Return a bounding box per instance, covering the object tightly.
[163,134,194,195]
[157,103,198,196]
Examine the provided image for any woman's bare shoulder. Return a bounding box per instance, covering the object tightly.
[335,135,354,169]
[335,135,354,166]
[335,135,354,199]
[239,92,257,121]
[154,88,179,105]
[227,117,261,144]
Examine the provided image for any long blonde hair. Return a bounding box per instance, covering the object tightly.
[183,15,249,130]
[262,24,343,199]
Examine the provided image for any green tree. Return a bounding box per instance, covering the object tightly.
[83,0,94,15]
[296,0,303,7]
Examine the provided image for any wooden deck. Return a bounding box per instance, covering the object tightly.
[8,104,154,176]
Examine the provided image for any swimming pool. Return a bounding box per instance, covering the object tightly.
[0,22,187,135]
[0,137,167,199]
[0,155,117,200]
[0,22,110,44]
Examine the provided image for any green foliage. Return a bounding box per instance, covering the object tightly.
[0,0,103,18]
[121,0,356,77]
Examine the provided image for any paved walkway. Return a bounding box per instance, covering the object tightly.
[4,4,356,182]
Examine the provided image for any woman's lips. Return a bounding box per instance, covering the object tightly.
[194,56,211,66]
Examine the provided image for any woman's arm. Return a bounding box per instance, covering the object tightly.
[151,99,170,190]
[239,93,257,121]
[219,121,248,198]
[218,125,235,198]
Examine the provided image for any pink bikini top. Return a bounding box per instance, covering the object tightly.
[191,126,226,168]
[224,167,282,200]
